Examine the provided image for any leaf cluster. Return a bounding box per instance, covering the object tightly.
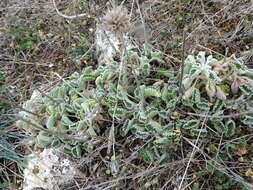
[17,47,253,168]
[9,26,38,51]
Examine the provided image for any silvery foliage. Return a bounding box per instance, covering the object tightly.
[182,52,253,138]
[17,47,253,163]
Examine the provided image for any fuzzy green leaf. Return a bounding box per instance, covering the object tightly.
[183,86,195,100]
[225,120,236,137]
[46,113,59,131]
[154,137,169,145]
[184,55,196,74]
[163,131,176,138]
[191,128,207,137]
[130,125,150,139]
[37,131,53,148]
[83,66,93,74]
[102,96,117,107]
[159,110,169,119]
[196,51,206,64]
[51,137,61,148]
[212,99,224,114]
[140,148,154,163]
[123,97,136,110]
[46,105,55,115]
[181,99,194,107]
[196,98,209,111]
[72,145,82,158]
[156,68,174,78]
[145,107,159,119]
[182,76,194,90]
[61,114,75,127]
[95,76,104,88]
[209,71,221,83]
[161,85,178,103]
[192,88,201,103]
[120,119,133,137]
[147,120,163,133]
[140,62,151,76]
[63,145,72,154]
[143,43,153,56]
[144,87,161,97]
[109,107,127,119]
[240,84,253,95]
[242,115,253,125]
[216,86,226,100]
[182,120,200,129]
[86,125,97,136]
[211,120,226,135]
[151,51,164,63]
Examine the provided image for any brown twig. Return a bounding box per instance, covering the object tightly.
[52,0,87,19]
[35,87,61,105]
[136,0,148,46]
[0,97,42,118]
[0,125,16,135]
[179,30,186,95]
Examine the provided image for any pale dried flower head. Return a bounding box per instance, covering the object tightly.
[101,6,131,35]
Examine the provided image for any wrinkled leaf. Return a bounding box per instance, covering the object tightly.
[240,84,253,96]
[212,99,224,114]
[192,88,201,103]
[51,137,61,148]
[140,62,151,76]
[37,131,53,148]
[63,145,72,154]
[120,119,133,137]
[154,137,169,145]
[196,98,209,111]
[182,120,200,129]
[191,128,207,137]
[140,148,155,163]
[147,120,163,133]
[211,120,226,135]
[144,87,161,97]
[242,115,253,125]
[225,120,236,137]
[72,145,82,158]
[46,114,57,131]
[61,114,75,127]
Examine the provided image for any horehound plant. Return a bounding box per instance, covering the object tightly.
[181,52,253,139]
[16,4,253,190]
[18,45,253,189]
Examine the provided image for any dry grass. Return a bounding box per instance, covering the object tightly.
[1,0,253,189]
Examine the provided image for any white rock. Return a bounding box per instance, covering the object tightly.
[23,148,77,190]
[95,27,134,63]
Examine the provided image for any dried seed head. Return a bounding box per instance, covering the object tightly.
[231,78,241,94]
[101,6,131,35]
